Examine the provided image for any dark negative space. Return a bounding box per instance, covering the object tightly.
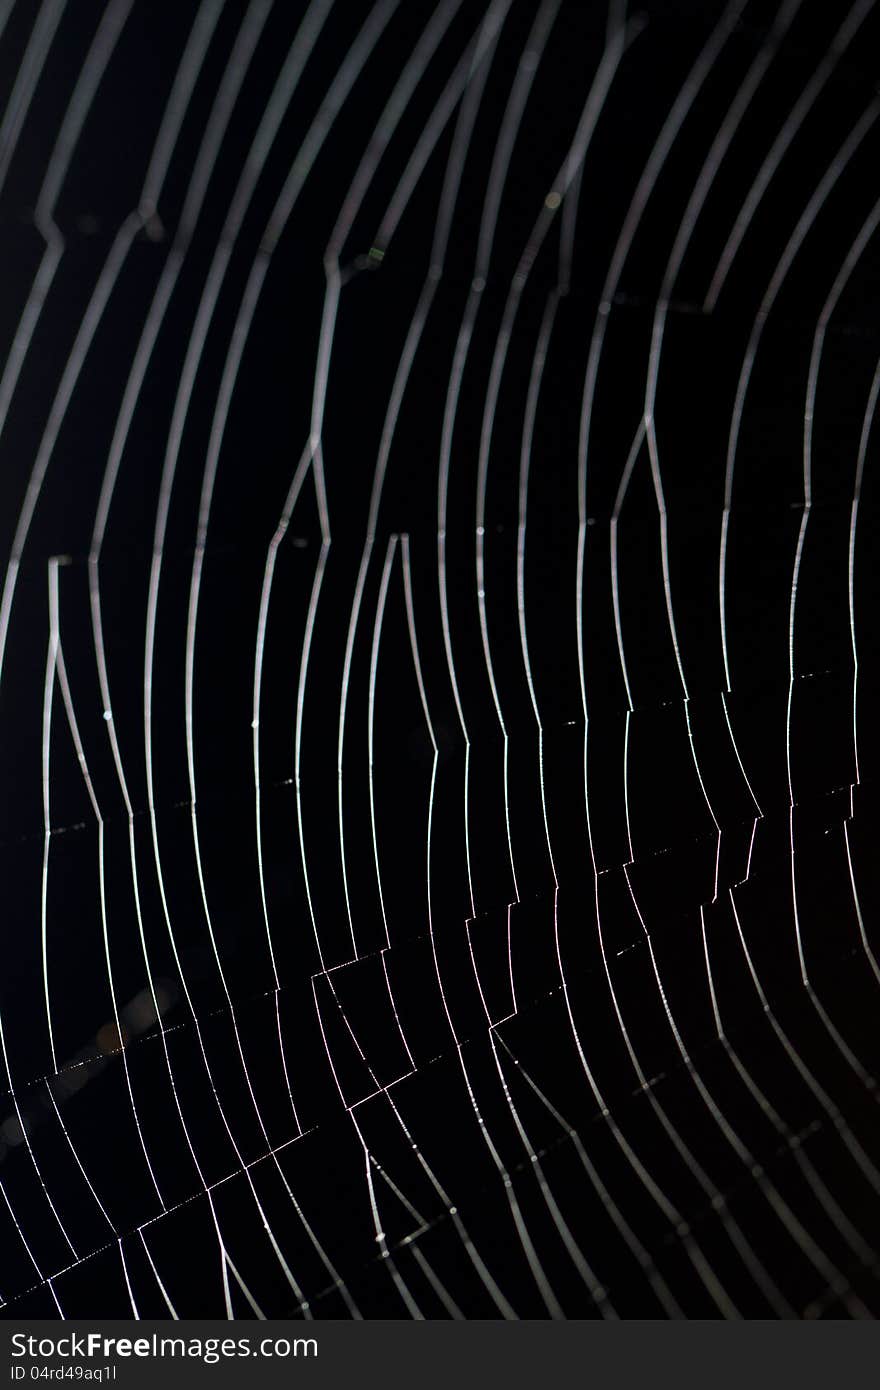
[0,0,879,1318]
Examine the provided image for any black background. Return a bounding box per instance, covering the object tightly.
[0,0,879,1319]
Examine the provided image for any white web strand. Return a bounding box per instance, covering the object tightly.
[2,0,880,1318]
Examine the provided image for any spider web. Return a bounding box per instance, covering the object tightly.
[0,0,879,1319]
